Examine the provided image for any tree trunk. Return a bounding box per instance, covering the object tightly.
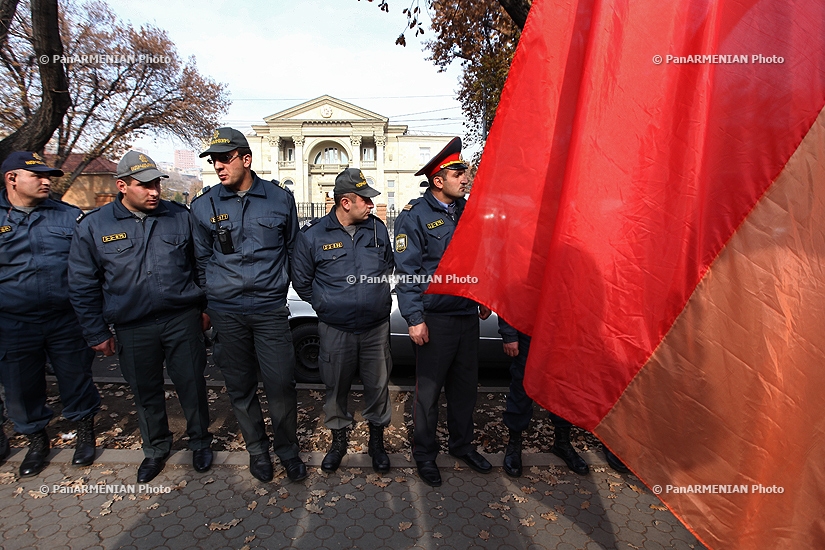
[0,0,70,165]
[498,0,530,30]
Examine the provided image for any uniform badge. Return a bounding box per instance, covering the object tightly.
[0,225,11,233]
[101,232,127,243]
[395,234,407,253]
[210,213,229,224]
[403,204,413,211]
[322,242,343,251]
[426,218,445,230]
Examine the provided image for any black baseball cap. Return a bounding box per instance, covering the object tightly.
[1,151,63,177]
[200,127,250,157]
[334,168,380,198]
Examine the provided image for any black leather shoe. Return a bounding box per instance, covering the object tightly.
[249,453,273,482]
[0,427,9,462]
[321,428,348,473]
[450,449,492,474]
[416,460,442,487]
[72,414,96,467]
[367,423,390,473]
[283,457,308,482]
[604,447,630,473]
[20,430,50,477]
[192,448,213,473]
[503,430,523,478]
[137,455,168,483]
[551,441,589,475]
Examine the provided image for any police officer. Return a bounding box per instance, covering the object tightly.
[291,168,394,473]
[497,319,589,477]
[394,138,492,487]
[190,127,306,483]
[0,152,101,477]
[68,151,212,483]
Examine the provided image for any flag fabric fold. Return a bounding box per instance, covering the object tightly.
[428,0,825,547]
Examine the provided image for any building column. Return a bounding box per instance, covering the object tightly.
[350,136,362,169]
[267,136,281,181]
[293,135,306,202]
[375,136,386,187]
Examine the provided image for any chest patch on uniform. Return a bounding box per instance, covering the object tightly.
[0,225,11,233]
[322,241,343,251]
[101,232,127,243]
[395,234,407,253]
[210,213,229,224]
[426,218,445,230]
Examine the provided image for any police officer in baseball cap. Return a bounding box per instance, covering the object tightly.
[0,152,101,477]
[292,168,394,473]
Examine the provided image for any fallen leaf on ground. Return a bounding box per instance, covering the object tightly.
[479,530,490,540]
[520,516,535,527]
[629,484,644,494]
[521,486,536,494]
[399,522,412,531]
[432,532,443,539]
[581,501,591,510]
[650,504,668,511]
[208,519,241,531]
[306,503,322,514]
[247,501,258,510]
[541,511,558,521]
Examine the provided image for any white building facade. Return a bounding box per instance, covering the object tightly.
[201,96,457,210]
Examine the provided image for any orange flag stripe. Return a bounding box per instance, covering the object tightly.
[597,107,825,550]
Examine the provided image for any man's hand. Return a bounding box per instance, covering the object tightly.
[479,305,492,320]
[503,341,519,357]
[200,312,211,332]
[92,337,116,357]
[409,322,429,346]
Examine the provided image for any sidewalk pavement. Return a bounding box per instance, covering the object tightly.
[0,448,706,550]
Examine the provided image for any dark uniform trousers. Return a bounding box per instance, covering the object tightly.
[318,320,392,430]
[504,331,571,432]
[0,310,99,434]
[208,307,300,460]
[412,313,479,462]
[115,308,211,458]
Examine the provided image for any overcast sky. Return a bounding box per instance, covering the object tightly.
[105,0,467,162]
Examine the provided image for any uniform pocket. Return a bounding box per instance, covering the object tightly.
[255,215,285,250]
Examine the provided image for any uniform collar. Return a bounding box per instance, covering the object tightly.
[112,193,169,219]
[0,189,56,212]
[322,206,371,232]
[216,170,267,200]
[422,188,463,214]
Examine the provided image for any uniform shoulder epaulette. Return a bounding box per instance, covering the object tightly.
[402,198,421,212]
[271,179,293,194]
[189,185,213,203]
[76,206,101,223]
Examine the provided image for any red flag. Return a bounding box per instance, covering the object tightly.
[429,0,825,547]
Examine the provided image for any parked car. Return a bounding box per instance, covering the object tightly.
[287,286,511,383]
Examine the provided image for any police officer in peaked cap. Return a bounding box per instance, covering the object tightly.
[393,138,493,487]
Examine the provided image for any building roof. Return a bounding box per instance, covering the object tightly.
[44,153,117,175]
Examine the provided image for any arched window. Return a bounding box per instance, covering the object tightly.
[313,147,348,165]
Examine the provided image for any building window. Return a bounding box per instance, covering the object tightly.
[286,148,294,162]
[362,147,375,162]
[419,147,430,164]
[387,179,395,188]
[314,147,348,165]
[388,191,395,209]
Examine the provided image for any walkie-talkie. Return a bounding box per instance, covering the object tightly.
[209,197,234,254]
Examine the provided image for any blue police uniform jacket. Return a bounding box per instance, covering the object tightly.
[0,190,81,323]
[68,195,205,346]
[393,189,477,326]
[189,172,298,314]
[291,209,394,333]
